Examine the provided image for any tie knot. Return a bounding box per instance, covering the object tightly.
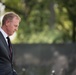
[6,36,10,41]
[7,36,10,39]
[6,36,11,44]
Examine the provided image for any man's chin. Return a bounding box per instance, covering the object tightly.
[9,33,13,36]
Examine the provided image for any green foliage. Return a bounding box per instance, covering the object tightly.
[54,0,76,42]
[10,0,52,43]
[4,0,25,11]
[53,4,73,43]
[2,0,76,43]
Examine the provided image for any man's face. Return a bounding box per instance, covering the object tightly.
[6,17,20,36]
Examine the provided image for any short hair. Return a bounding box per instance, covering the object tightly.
[2,11,21,25]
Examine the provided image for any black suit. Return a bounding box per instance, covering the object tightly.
[0,32,17,75]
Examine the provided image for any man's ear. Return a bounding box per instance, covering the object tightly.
[5,20,10,26]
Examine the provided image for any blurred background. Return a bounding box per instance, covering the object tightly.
[0,0,76,75]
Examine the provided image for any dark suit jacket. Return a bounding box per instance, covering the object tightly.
[0,32,17,75]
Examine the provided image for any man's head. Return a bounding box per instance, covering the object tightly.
[1,12,21,36]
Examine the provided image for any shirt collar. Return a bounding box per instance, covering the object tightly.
[0,27,8,39]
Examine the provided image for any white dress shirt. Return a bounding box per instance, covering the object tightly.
[0,27,8,44]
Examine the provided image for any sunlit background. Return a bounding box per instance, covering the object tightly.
[0,0,76,44]
[0,0,76,75]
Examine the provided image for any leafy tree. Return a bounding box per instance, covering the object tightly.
[55,0,76,42]
[0,0,76,43]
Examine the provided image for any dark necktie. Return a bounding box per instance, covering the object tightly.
[6,37,12,59]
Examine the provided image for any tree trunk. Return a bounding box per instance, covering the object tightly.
[72,18,76,42]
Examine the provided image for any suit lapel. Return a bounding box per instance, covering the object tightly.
[0,32,10,59]
[0,32,8,47]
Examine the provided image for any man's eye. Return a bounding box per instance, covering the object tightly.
[14,25,18,27]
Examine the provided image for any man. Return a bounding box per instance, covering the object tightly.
[0,12,21,75]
